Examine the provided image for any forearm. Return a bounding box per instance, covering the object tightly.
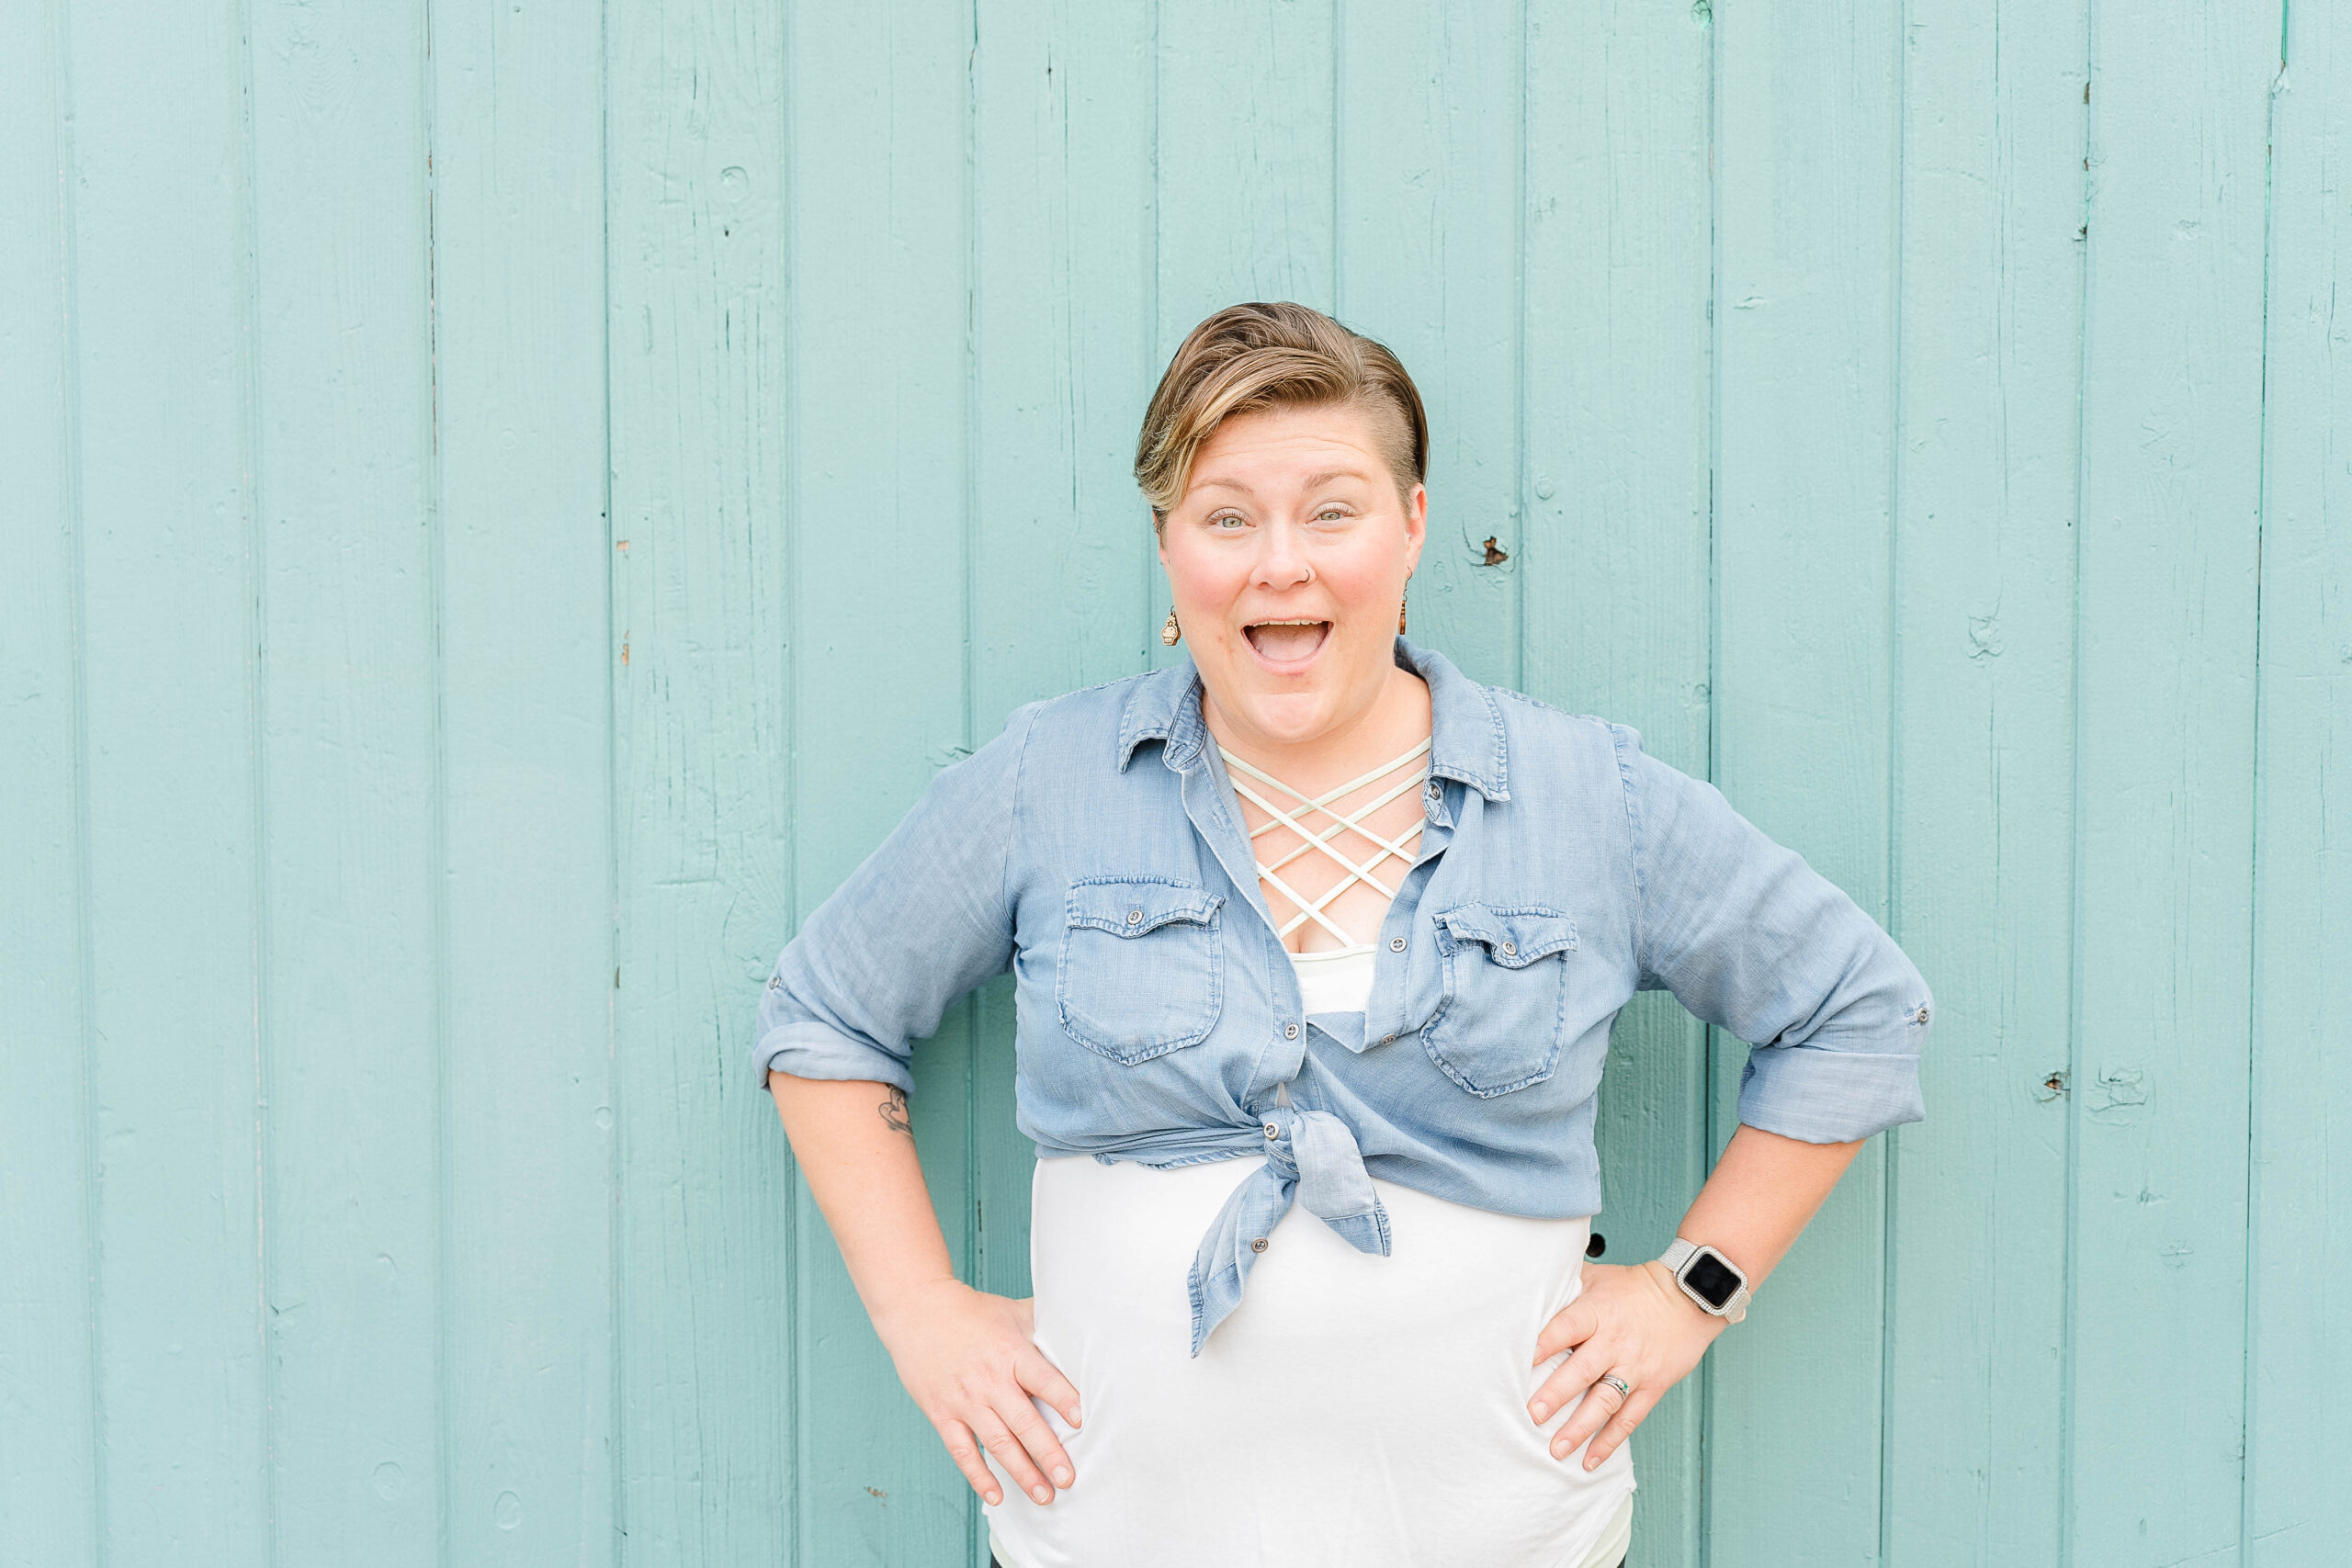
[766,1070,956,1337]
[1670,1121,1867,1290]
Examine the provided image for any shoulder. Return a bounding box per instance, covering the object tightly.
[1482,684,1648,798]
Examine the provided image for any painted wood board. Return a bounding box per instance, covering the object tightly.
[1520,1,1717,1559]
[0,0,99,1558]
[1883,0,2086,1561]
[427,0,619,1554]
[606,0,800,1558]
[245,0,443,1557]
[1708,0,1902,1559]
[2066,0,2275,1558]
[2247,2,2352,1559]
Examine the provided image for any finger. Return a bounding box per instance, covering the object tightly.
[1532,1299,1600,1365]
[1526,1337,1610,1424]
[1017,1347,1084,1428]
[1581,1384,1661,1470]
[970,1404,1057,1506]
[933,1416,1003,1506]
[1000,1388,1079,1493]
[1549,1371,1631,1461]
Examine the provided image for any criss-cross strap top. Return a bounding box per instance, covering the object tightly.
[1215,737,1432,956]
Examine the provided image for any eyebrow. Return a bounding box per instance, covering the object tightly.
[1193,468,1370,496]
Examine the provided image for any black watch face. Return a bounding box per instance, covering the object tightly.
[1682,1249,1743,1311]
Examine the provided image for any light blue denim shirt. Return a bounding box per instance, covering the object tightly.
[755,639,1933,1355]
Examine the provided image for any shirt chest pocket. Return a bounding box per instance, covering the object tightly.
[1057,877,1227,1065]
[1420,902,1578,1096]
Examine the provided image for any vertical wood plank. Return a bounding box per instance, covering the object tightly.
[1520,2,1715,1561]
[426,0,616,1556]
[967,0,1159,1313]
[1154,0,1337,350]
[244,2,444,1558]
[0,0,99,1556]
[1709,0,1899,1559]
[788,1,978,1559]
[64,0,273,1554]
[605,0,798,1557]
[2246,2,2348,1561]
[1882,1,2086,1562]
[2066,0,2275,1559]
[1336,0,1521,689]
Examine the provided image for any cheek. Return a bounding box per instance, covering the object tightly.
[1164,537,1249,608]
[1319,547,1404,616]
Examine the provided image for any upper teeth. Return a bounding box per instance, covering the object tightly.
[1256,619,1322,626]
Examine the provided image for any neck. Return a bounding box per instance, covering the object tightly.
[1201,660,1432,790]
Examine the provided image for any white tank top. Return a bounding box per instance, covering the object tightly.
[987,870,1637,1564]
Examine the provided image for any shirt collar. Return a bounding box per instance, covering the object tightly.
[1114,636,1510,801]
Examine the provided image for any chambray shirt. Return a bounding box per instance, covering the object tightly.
[754,639,1932,1355]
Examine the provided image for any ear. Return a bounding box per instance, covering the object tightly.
[1401,483,1429,575]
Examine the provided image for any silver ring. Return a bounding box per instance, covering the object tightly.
[1600,1373,1633,1400]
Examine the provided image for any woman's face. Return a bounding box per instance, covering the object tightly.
[1158,400,1428,751]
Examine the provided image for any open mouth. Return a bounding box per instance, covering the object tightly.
[1242,618,1331,666]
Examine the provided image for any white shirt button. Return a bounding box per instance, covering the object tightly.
[1263,1122,1280,1139]
[1388,936,1407,953]
[1283,1022,1299,1040]
[1126,909,1142,925]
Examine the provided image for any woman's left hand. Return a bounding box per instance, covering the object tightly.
[1527,1258,1729,1469]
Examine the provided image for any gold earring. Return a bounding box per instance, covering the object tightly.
[1161,608,1182,647]
[1397,592,1408,636]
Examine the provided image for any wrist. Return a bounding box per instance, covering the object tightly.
[1655,1237,1752,1324]
[866,1272,966,1348]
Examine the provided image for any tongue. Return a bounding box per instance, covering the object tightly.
[1250,623,1328,662]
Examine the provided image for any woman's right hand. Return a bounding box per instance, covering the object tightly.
[876,1277,1084,1507]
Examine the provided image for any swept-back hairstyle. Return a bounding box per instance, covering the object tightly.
[1134,301,1429,527]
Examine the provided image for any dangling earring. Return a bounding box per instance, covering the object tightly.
[1161,608,1182,647]
[1397,590,1408,636]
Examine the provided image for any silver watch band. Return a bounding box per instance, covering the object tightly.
[1657,1237,1750,1323]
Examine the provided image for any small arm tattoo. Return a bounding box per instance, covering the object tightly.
[878,1085,911,1136]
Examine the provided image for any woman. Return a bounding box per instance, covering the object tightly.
[756,302,1933,1567]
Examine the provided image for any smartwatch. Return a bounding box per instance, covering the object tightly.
[1657,1238,1751,1323]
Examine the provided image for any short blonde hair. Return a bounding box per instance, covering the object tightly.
[1135,301,1429,526]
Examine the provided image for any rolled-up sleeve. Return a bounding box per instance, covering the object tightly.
[1615,727,1932,1144]
[752,705,1039,1095]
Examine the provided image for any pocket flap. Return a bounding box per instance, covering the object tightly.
[1436,903,1577,966]
[1067,877,1225,937]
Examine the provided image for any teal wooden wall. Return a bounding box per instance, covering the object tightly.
[3,1,2344,1563]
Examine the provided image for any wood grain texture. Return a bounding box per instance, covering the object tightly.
[607,0,798,1559]
[3,4,2341,1564]
[1709,0,1901,1559]
[1883,0,2085,1562]
[66,0,272,1555]
[427,0,618,1556]
[0,0,98,1559]
[2247,4,2351,1560]
[786,1,980,1560]
[246,1,443,1559]
[2066,0,2276,1559]
[1520,1,1715,1558]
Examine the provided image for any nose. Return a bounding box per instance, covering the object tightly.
[1250,519,1313,592]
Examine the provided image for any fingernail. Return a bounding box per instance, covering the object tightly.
[986,1491,1001,1505]
[1585,1454,1600,1471]
[1032,1485,1051,1504]
[1552,1441,1567,1459]
[1053,1466,1073,1486]
[1069,1406,1083,1426]
[1530,1401,1548,1421]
